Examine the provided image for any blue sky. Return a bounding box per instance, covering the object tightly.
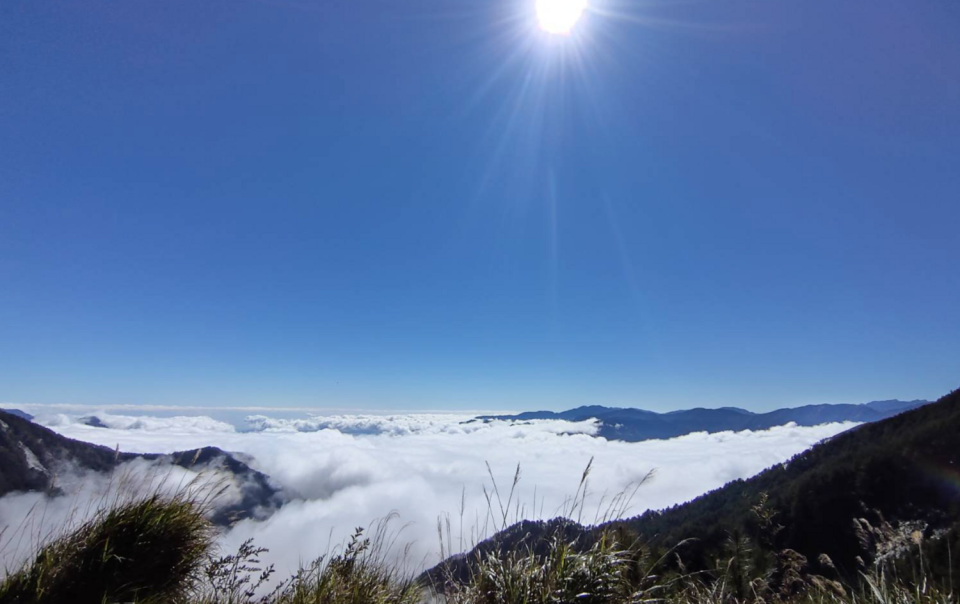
[1,0,958,412]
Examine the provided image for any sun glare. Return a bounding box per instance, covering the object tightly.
[536,0,587,34]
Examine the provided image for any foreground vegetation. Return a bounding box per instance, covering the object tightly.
[0,487,957,604]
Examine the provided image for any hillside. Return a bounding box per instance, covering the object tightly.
[611,387,960,573]
[474,399,929,442]
[0,410,283,526]
[434,388,959,585]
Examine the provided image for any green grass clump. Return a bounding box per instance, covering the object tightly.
[269,528,420,604]
[196,517,420,604]
[0,490,213,604]
[439,526,958,604]
[442,531,648,604]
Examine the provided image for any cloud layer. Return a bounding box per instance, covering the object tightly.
[1,410,857,579]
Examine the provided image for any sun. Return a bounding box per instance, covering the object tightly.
[536,0,587,34]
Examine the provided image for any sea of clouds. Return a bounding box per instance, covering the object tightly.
[0,409,858,578]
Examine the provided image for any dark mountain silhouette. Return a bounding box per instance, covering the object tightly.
[0,408,34,421]
[79,415,109,428]
[473,399,929,442]
[0,410,283,526]
[432,389,958,586]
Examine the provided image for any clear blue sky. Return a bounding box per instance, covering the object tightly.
[1,0,958,412]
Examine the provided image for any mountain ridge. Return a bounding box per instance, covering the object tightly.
[0,409,283,526]
[472,399,929,442]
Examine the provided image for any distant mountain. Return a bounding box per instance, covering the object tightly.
[0,410,283,526]
[473,399,929,442]
[0,408,34,421]
[433,388,959,585]
[864,398,929,413]
[79,415,109,428]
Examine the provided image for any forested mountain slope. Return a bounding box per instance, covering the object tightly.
[434,388,959,585]
[608,387,960,573]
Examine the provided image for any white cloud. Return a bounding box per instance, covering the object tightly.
[0,411,857,582]
[40,411,236,433]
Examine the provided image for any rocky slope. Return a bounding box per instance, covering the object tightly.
[0,410,283,526]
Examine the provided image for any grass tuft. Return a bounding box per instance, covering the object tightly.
[2,462,959,604]
[0,488,213,604]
